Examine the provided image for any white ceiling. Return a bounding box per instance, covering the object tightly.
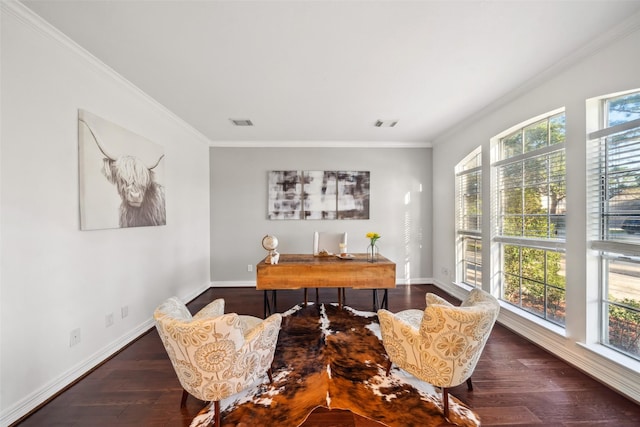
[21,0,640,146]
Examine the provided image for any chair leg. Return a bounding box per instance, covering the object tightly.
[384,359,393,376]
[180,389,188,408]
[442,387,450,420]
[267,367,274,383]
[213,400,221,427]
[466,377,473,391]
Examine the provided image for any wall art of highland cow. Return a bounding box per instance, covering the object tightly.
[78,110,166,230]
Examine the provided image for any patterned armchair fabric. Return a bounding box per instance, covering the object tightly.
[154,297,282,423]
[378,289,499,418]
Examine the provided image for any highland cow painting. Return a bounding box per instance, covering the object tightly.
[78,110,166,230]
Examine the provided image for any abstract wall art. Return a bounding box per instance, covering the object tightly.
[268,170,369,220]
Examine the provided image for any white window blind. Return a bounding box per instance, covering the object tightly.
[493,111,566,326]
[456,147,482,286]
[587,90,640,361]
[495,113,566,246]
[588,117,640,253]
[457,167,482,235]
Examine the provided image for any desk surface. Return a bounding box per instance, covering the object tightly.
[256,253,396,290]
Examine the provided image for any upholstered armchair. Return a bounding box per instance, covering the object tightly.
[154,297,282,426]
[378,289,500,419]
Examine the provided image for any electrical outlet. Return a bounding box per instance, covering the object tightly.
[121,305,129,319]
[247,264,253,272]
[105,313,114,327]
[70,328,81,347]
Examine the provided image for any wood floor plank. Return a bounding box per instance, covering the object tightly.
[473,406,541,425]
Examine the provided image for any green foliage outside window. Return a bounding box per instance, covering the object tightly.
[503,246,566,325]
[608,299,640,358]
[600,92,640,360]
[499,114,566,325]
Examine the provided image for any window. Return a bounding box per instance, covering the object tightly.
[456,148,482,287]
[588,90,640,360]
[493,111,567,326]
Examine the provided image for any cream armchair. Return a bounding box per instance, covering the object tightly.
[154,297,282,426]
[378,289,499,419]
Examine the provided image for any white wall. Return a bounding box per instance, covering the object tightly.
[210,147,432,285]
[431,17,640,402]
[0,4,211,424]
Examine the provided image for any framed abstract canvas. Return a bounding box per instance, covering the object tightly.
[268,170,369,220]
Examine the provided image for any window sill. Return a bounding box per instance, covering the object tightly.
[498,301,567,338]
[577,342,640,373]
[450,282,567,338]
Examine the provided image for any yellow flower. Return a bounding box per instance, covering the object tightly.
[366,232,381,245]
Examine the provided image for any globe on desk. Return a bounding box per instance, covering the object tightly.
[262,235,278,251]
[262,235,280,264]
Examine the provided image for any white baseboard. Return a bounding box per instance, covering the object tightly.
[209,278,430,288]
[210,280,256,287]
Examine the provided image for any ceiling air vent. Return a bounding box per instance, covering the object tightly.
[230,119,254,126]
[375,120,398,128]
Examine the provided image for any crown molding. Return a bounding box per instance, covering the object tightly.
[433,8,640,144]
[209,140,432,149]
[3,1,433,151]
[2,0,212,146]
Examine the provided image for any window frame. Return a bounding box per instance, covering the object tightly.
[455,147,482,287]
[492,109,567,327]
[587,89,640,360]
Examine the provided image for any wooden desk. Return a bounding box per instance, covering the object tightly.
[256,253,396,315]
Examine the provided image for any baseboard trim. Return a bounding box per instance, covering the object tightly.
[210,280,256,287]
[209,278,430,288]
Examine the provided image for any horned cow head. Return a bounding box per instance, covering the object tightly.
[80,118,164,208]
[102,156,161,207]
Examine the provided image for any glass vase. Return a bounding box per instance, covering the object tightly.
[367,243,379,263]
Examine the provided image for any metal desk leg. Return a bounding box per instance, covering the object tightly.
[372,289,389,311]
[263,290,270,317]
[272,290,277,313]
[381,289,389,310]
[263,290,277,317]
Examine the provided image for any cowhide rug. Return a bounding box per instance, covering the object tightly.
[191,303,480,427]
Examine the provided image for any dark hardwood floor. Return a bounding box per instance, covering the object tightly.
[14,285,640,426]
